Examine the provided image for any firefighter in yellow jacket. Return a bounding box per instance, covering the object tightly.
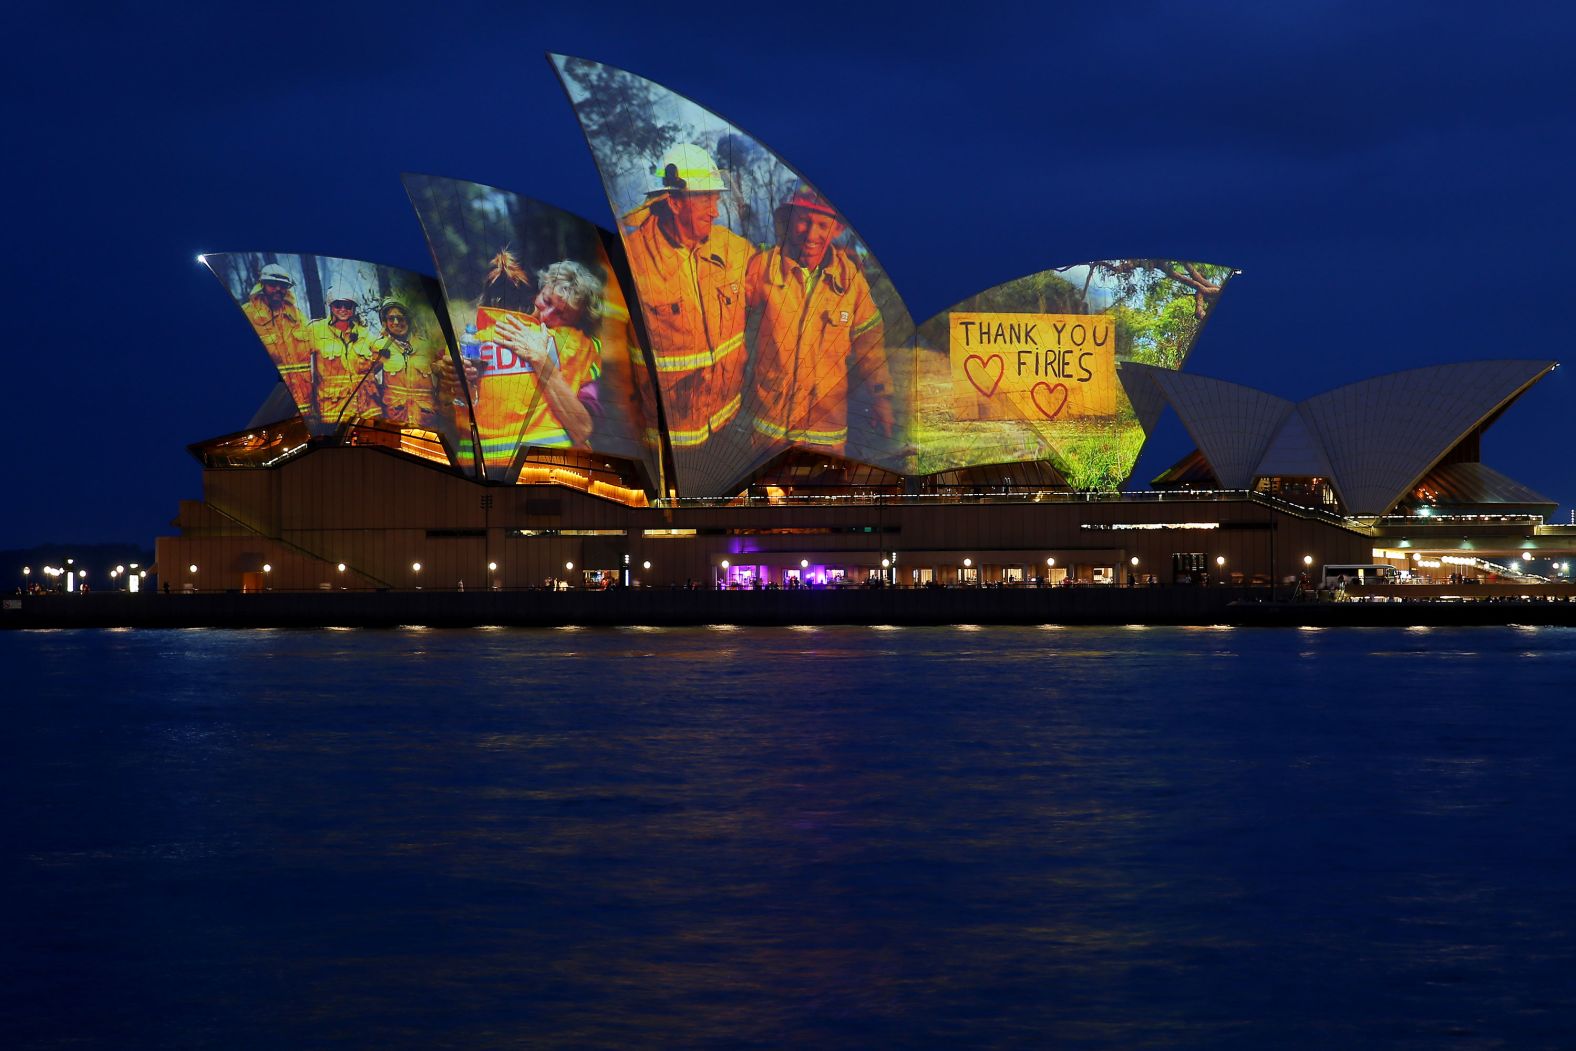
[622,143,751,449]
[241,264,315,423]
[372,297,446,430]
[306,288,381,426]
[746,184,892,456]
[468,259,602,479]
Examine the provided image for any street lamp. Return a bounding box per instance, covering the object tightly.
[411,562,421,572]
[337,563,346,573]
[1303,555,1313,567]
[188,564,197,573]
[800,559,809,569]
[262,563,271,574]
[642,560,651,570]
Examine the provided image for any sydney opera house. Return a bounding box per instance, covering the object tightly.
[156,56,1569,596]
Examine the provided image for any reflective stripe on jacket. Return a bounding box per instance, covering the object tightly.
[307,318,380,424]
[242,289,314,417]
[745,245,887,452]
[623,215,750,442]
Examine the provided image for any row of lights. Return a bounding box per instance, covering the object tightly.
[172,552,1576,584]
[24,560,150,587]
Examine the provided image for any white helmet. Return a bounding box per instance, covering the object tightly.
[324,286,358,311]
[652,143,726,194]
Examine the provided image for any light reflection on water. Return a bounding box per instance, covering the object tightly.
[5,626,1576,1047]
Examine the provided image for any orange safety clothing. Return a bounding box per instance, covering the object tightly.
[241,286,314,418]
[466,309,600,477]
[307,318,381,425]
[376,336,446,429]
[745,244,888,452]
[623,213,751,446]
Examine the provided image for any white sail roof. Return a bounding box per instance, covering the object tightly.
[1298,360,1554,514]
[1144,359,1557,515]
[1142,369,1294,489]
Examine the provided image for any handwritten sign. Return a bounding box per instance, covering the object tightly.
[949,312,1117,421]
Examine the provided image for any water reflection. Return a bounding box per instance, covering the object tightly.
[5,626,1575,1046]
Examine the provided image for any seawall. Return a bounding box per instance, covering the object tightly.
[6,589,1575,629]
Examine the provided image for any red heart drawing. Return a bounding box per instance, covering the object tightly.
[964,354,1004,398]
[1031,381,1069,419]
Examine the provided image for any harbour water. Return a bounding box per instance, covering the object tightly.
[6,626,1575,1048]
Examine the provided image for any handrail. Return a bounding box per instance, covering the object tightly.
[197,502,395,589]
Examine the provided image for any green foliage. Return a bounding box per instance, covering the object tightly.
[1053,418,1146,490]
[1115,296,1201,370]
[558,59,682,180]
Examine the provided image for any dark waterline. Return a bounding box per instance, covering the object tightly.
[5,626,1574,1048]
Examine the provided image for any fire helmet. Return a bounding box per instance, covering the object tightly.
[652,143,726,194]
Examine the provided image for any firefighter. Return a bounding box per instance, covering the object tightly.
[241,264,315,422]
[466,256,602,478]
[306,287,380,426]
[745,183,892,456]
[621,142,751,451]
[372,297,444,430]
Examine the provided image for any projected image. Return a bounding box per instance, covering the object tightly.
[914,261,1235,488]
[204,253,465,465]
[552,55,915,497]
[404,174,660,486]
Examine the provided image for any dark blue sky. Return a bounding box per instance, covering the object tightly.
[5,1,1573,549]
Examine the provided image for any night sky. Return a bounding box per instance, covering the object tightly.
[6,1,1573,550]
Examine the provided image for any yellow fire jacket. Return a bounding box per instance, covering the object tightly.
[745,245,888,450]
[307,318,380,425]
[241,288,314,418]
[624,215,751,446]
[376,336,444,429]
[468,311,599,476]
